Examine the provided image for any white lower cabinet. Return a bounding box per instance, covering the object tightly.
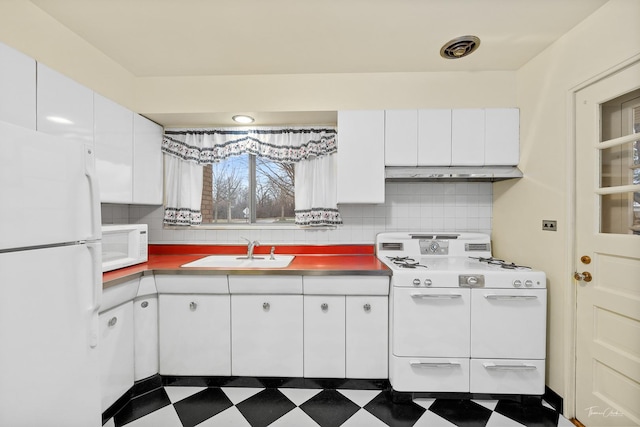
[346,296,388,378]
[133,295,158,381]
[304,295,346,378]
[99,302,134,411]
[232,295,303,377]
[159,294,231,376]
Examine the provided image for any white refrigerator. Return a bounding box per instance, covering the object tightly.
[0,121,103,426]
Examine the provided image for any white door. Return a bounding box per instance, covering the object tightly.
[574,60,640,427]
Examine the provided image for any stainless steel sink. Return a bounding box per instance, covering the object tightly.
[181,255,295,268]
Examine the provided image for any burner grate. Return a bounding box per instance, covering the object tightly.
[470,256,530,270]
[386,256,428,269]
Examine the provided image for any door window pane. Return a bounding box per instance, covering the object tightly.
[601,192,640,234]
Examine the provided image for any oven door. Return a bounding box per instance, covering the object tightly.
[470,288,547,359]
[392,287,470,357]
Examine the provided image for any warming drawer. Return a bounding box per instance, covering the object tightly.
[469,359,545,395]
[390,356,469,392]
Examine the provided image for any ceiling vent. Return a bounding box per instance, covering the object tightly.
[440,35,481,59]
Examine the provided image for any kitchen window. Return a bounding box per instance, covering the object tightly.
[201,154,295,225]
[162,127,341,228]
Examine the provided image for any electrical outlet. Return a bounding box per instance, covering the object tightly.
[542,220,557,231]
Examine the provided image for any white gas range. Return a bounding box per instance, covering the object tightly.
[376,232,547,396]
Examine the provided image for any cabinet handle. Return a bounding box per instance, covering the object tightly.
[108,317,117,327]
[263,302,270,311]
[141,301,149,308]
[321,303,328,311]
[484,294,538,300]
[189,301,198,311]
[363,303,371,312]
[483,363,537,371]
[409,361,460,368]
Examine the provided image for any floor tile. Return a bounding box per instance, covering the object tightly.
[235,388,296,427]
[341,408,389,427]
[279,387,322,406]
[473,399,499,412]
[338,389,381,407]
[364,390,426,427]
[556,415,576,427]
[486,411,527,427]
[164,386,206,404]
[413,398,437,410]
[269,407,320,426]
[120,405,182,427]
[413,410,459,427]
[173,388,233,427]
[115,387,172,426]
[299,389,360,427]
[221,387,264,405]
[196,406,252,427]
[428,399,493,427]
[494,400,559,427]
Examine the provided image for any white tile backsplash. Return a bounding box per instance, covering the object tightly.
[120,182,493,245]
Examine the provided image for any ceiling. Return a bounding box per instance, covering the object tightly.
[27,0,609,125]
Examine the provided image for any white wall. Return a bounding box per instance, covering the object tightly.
[493,0,640,404]
[104,181,493,244]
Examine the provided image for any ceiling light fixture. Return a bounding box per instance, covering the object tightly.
[440,35,481,59]
[232,115,255,124]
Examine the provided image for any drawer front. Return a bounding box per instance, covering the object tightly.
[390,356,469,392]
[469,359,545,395]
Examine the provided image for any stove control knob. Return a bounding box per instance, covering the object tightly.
[412,278,421,286]
[466,276,479,286]
[513,280,522,288]
[424,279,432,287]
[429,242,440,253]
[524,280,533,287]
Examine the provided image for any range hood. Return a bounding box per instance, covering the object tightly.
[385,166,523,182]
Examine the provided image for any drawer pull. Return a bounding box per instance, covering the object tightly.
[108,317,117,327]
[321,303,328,311]
[411,293,462,299]
[409,361,460,368]
[483,363,537,371]
[189,302,197,311]
[263,302,270,311]
[363,303,371,312]
[141,301,149,308]
[484,295,538,300]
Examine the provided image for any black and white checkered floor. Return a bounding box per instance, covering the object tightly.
[104,384,575,427]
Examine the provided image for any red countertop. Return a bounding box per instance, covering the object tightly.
[103,244,390,287]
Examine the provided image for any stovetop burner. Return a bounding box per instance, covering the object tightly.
[386,256,428,269]
[469,256,531,270]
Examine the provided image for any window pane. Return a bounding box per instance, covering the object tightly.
[601,141,638,188]
[255,158,295,224]
[209,154,249,224]
[601,192,640,234]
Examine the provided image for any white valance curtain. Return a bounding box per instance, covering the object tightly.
[161,127,343,227]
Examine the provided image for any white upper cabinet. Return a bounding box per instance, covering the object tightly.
[384,110,418,166]
[0,42,36,130]
[384,108,519,167]
[94,94,134,203]
[337,110,385,204]
[485,108,519,165]
[133,115,163,205]
[418,109,453,166]
[451,109,485,166]
[36,63,94,146]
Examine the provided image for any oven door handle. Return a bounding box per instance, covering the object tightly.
[410,361,461,368]
[483,362,537,371]
[410,293,462,299]
[484,294,538,300]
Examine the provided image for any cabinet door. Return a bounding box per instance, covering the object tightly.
[451,109,484,166]
[417,109,452,166]
[232,295,303,377]
[0,42,36,130]
[94,94,134,203]
[304,295,346,378]
[384,110,418,166]
[133,114,163,205]
[158,294,231,376]
[36,64,94,146]
[99,302,134,411]
[337,110,385,204]
[484,108,519,165]
[346,296,388,378]
[134,295,158,381]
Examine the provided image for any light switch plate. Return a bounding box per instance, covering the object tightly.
[542,220,557,231]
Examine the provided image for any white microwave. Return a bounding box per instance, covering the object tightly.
[101,224,148,272]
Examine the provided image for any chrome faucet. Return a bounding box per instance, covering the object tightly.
[242,237,260,259]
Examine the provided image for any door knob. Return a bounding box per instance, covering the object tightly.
[574,271,592,282]
[580,255,591,264]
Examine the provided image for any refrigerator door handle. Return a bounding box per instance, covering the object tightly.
[87,242,102,348]
[84,144,102,241]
